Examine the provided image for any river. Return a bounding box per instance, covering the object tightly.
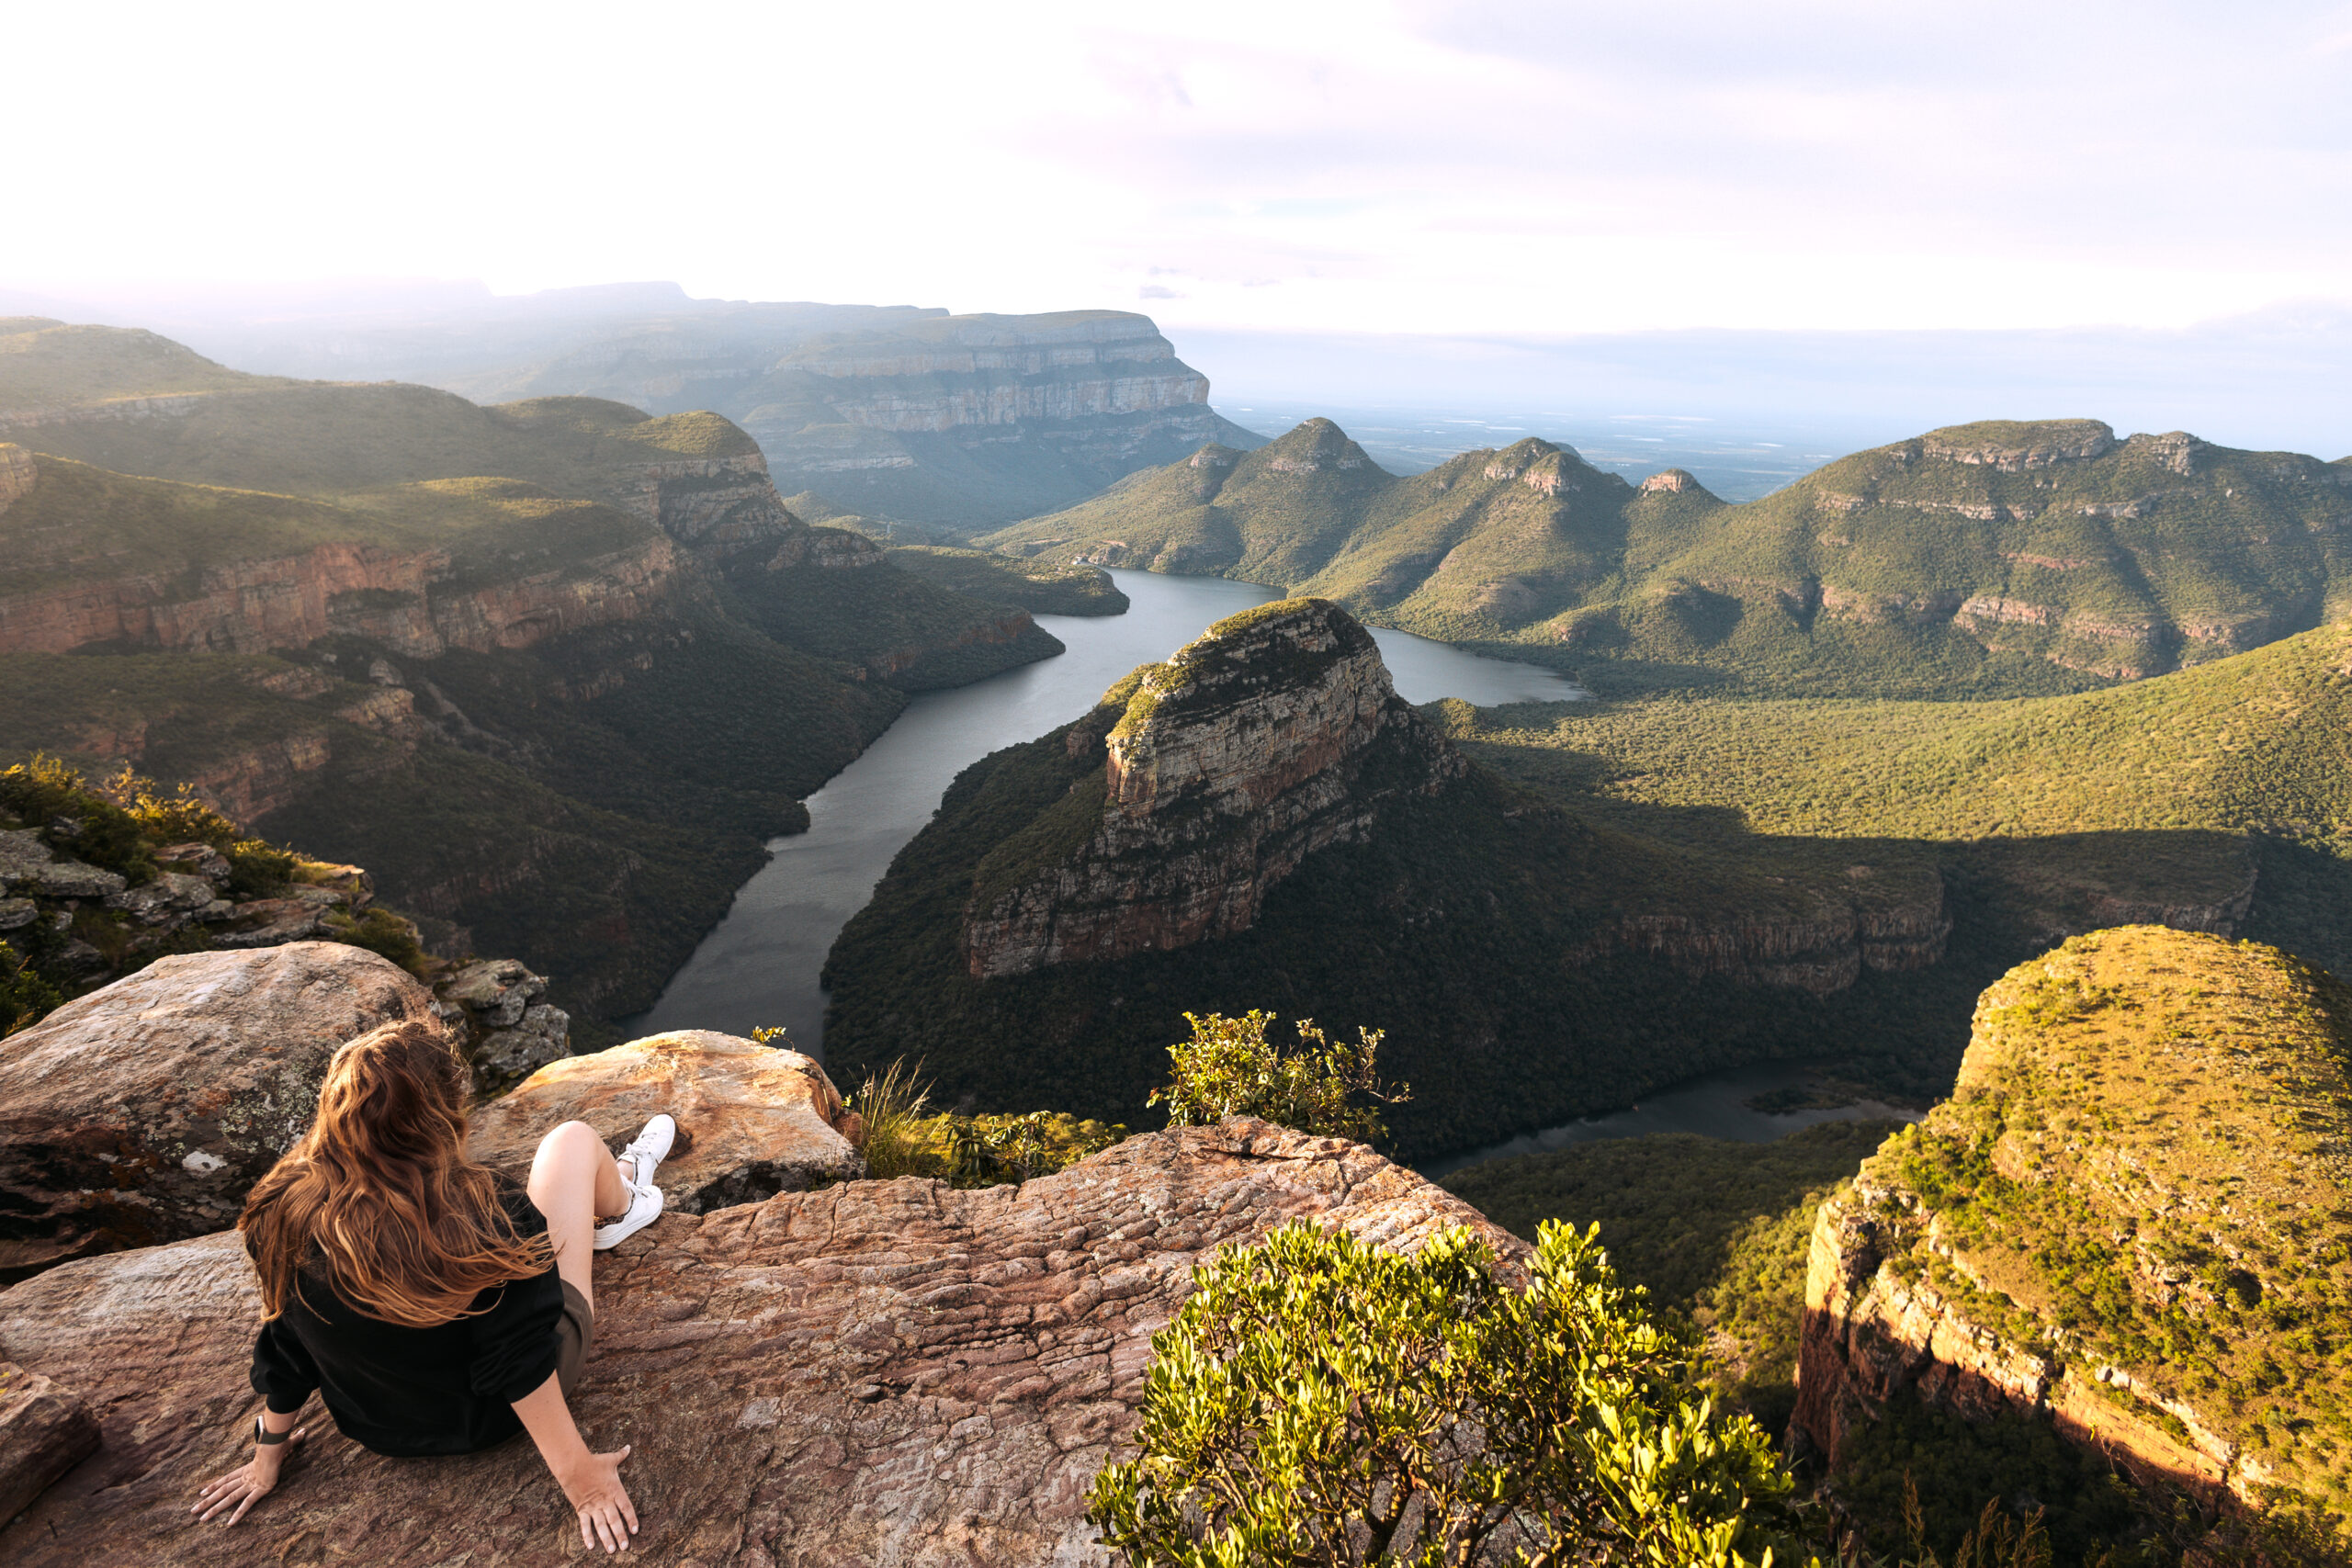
[628,569,1902,1166]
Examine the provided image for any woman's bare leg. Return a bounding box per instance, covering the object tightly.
[527,1121,630,1313]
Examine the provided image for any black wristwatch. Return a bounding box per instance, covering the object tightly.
[254,1415,292,1446]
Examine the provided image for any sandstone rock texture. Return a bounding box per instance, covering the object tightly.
[0,1360,99,1525]
[964,599,1467,977]
[0,942,440,1281]
[0,1120,1520,1567]
[1792,927,2352,1535]
[0,480,683,659]
[468,1032,862,1212]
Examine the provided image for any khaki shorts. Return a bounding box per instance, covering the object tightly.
[556,1280,595,1397]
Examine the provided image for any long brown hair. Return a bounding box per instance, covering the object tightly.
[241,1020,551,1327]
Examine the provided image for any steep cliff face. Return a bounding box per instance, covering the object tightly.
[964,600,1467,977]
[0,456,684,659]
[408,307,1266,527]
[1792,927,2352,1540]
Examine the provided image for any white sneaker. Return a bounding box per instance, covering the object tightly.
[593,1114,676,1250]
[616,1113,676,1190]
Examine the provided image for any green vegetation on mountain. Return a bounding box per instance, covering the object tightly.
[1088,1219,1818,1567]
[985,416,2352,698]
[1,755,424,1035]
[1439,616,2352,976]
[1441,1121,1904,1430]
[885,546,1129,616]
[1875,930,2352,1525]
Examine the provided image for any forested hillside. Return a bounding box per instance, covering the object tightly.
[986,415,2352,698]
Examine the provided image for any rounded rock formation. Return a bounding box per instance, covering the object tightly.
[0,942,440,1281]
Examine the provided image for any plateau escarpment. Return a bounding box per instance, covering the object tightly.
[203,300,1268,528]
[1792,927,2352,1556]
[0,318,1073,1027]
[988,415,2352,698]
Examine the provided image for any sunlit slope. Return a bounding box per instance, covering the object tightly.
[1447,617,2352,843]
[990,416,2352,696]
[0,450,657,600]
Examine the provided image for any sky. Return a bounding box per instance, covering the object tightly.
[12,0,2352,339]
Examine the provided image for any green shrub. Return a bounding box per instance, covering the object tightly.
[322,908,429,977]
[842,1057,1125,1186]
[0,941,64,1038]
[1149,1010,1407,1147]
[941,1109,1125,1187]
[1087,1218,1820,1567]
[846,1058,940,1181]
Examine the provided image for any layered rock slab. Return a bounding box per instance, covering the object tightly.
[0,1120,1518,1567]
[0,942,440,1281]
[467,1030,864,1212]
[963,598,1466,977]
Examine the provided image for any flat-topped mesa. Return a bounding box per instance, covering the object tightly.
[1916,418,2118,470]
[962,599,1466,978]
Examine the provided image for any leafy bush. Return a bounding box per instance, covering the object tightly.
[321,908,430,978]
[1149,1010,1407,1147]
[1,941,65,1038]
[1087,1218,1819,1567]
[843,1058,1125,1187]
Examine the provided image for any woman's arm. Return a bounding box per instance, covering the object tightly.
[192,1406,308,1524]
[512,1371,638,1554]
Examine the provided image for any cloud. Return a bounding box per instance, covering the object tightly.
[6,0,2349,336]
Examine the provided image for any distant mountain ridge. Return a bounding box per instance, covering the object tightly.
[986,415,2352,696]
[92,292,1269,528]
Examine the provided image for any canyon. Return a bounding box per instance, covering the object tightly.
[0,318,1079,1031]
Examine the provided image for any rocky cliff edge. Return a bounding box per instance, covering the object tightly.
[1792,926,2352,1539]
[0,1119,1515,1567]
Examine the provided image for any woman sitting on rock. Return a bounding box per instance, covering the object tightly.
[194,1020,674,1555]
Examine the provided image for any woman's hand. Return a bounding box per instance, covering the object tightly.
[557,1443,638,1553]
[191,1425,307,1525]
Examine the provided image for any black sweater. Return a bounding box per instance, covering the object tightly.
[248,1184,564,1457]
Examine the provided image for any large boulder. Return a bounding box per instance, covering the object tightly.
[467,1030,864,1213]
[0,942,440,1282]
[0,1120,1520,1566]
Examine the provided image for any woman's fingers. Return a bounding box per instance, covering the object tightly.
[618,1485,639,1536]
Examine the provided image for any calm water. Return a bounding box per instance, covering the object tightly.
[629,570,1587,1050]
[1416,1061,1920,1182]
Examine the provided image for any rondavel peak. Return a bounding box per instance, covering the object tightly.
[960,598,1465,978]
